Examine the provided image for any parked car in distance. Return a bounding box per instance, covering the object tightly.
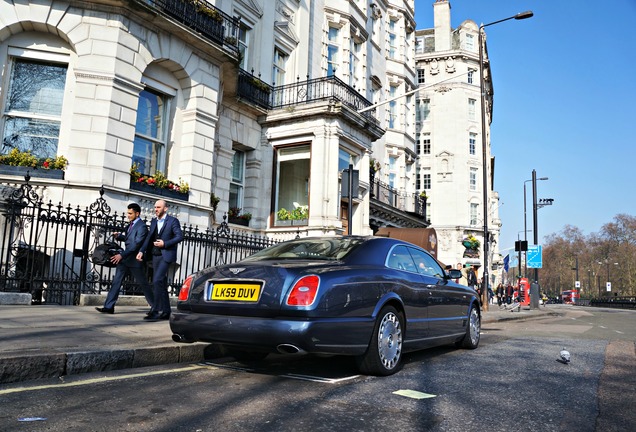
[170,236,481,375]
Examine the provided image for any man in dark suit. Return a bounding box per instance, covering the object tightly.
[96,203,154,314]
[137,199,183,321]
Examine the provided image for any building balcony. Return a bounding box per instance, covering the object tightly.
[369,176,428,230]
[237,70,382,132]
[133,0,240,57]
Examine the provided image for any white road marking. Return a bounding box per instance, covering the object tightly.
[0,365,205,396]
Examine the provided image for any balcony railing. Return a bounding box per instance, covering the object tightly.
[237,71,380,126]
[138,0,240,55]
[237,69,273,110]
[370,177,426,220]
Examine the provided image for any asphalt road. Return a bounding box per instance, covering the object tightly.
[1,305,634,432]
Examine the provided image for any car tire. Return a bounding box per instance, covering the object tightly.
[356,305,404,376]
[458,304,480,349]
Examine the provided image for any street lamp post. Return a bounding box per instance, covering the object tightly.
[479,10,533,312]
[530,170,554,309]
[600,260,619,296]
[524,177,546,276]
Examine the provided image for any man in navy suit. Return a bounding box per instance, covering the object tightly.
[137,199,183,321]
[96,203,154,314]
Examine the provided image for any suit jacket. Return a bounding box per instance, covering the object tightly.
[140,214,183,263]
[115,218,148,268]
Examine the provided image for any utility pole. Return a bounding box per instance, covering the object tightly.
[530,170,540,309]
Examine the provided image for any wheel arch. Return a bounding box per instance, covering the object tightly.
[372,293,406,331]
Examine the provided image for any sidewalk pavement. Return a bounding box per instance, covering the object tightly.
[0,297,557,385]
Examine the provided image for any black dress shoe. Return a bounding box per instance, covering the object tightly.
[144,312,171,321]
[95,307,114,314]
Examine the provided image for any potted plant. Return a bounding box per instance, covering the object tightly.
[291,206,309,224]
[228,207,251,226]
[249,76,272,94]
[210,193,220,212]
[462,235,480,250]
[130,164,190,201]
[275,208,292,226]
[0,148,67,179]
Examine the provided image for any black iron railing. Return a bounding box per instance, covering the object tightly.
[589,297,636,309]
[272,75,380,126]
[370,176,426,219]
[0,177,276,305]
[236,72,380,126]
[237,69,272,110]
[137,0,240,55]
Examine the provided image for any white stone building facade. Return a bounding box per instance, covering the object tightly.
[0,0,421,240]
[413,0,502,276]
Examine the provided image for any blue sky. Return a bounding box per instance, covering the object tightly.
[414,0,636,256]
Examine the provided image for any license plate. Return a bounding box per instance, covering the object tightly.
[210,283,261,302]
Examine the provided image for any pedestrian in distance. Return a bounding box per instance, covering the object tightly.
[96,203,154,315]
[505,283,514,305]
[496,283,504,307]
[137,199,184,321]
[455,262,466,284]
[466,264,478,292]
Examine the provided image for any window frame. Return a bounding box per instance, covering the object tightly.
[1,49,70,160]
[468,98,476,120]
[327,26,340,76]
[238,23,250,69]
[470,168,478,191]
[132,84,172,176]
[469,133,477,155]
[388,19,397,59]
[388,85,398,129]
[273,144,311,227]
[470,203,479,226]
[229,149,246,210]
[349,37,362,88]
[272,47,288,86]
[417,68,426,85]
[422,172,431,190]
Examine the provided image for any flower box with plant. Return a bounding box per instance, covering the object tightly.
[0,148,68,179]
[195,1,223,22]
[249,77,272,94]
[227,207,252,226]
[130,164,190,200]
[275,206,308,226]
[462,235,480,250]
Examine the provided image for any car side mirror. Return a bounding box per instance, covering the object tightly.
[447,269,462,279]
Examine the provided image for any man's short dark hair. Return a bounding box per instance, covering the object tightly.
[128,203,141,213]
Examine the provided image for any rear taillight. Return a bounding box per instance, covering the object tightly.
[286,275,320,306]
[178,275,193,301]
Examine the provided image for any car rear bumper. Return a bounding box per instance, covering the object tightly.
[169,310,374,356]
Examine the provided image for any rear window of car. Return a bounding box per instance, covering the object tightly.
[242,237,366,261]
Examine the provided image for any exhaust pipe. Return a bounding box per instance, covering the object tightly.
[172,334,193,343]
[276,344,306,354]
